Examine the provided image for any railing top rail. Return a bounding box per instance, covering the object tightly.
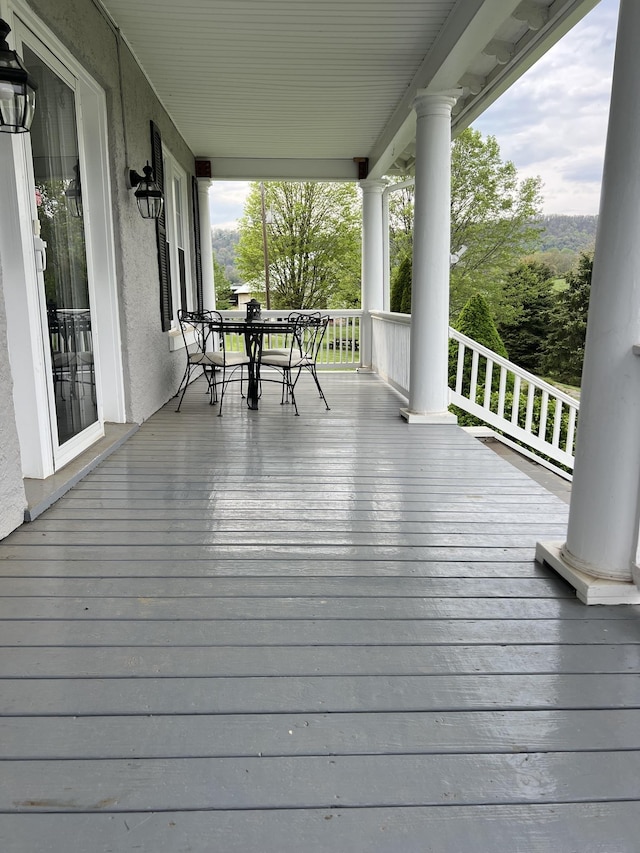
[370,310,411,326]
[218,309,363,319]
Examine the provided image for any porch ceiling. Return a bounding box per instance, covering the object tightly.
[97,0,599,181]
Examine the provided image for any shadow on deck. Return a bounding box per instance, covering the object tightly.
[0,371,638,851]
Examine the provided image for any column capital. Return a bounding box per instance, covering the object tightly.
[359,179,387,194]
[412,89,463,118]
[196,177,212,196]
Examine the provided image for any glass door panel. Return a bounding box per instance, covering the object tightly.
[23,45,98,447]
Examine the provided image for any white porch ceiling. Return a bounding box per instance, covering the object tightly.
[98,0,600,181]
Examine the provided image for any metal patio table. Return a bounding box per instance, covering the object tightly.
[218,317,297,410]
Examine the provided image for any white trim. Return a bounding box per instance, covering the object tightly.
[0,136,55,478]
[536,542,640,605]
[163,151,194,329]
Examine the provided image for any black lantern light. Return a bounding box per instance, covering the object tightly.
[128,161,163,219]
[246,298,261,322]
[0,18,37,133]
[65,161,83,218]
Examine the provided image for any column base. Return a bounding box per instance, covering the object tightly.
[400,408,458,424]
[536,541,640,605]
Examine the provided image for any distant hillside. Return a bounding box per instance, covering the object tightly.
[537,215,598,253]
[211,228,241,285]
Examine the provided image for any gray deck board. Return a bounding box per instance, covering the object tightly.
[2,646,640,677]
[0,804,637,853]
[4,709,640,758]
[1,618,639,646]
[4,751,640,811]
[0,372,637,851]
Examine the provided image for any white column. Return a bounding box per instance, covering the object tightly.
[536,0,640,605]
[400,90,460,424]
[197,179,216,310]
[360,179,386,370]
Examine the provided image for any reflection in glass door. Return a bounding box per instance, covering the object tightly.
[24,45,98,447]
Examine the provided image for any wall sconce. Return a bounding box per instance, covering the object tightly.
[0,18,38,133]
[65,162,83,218]
[128,161,163,219]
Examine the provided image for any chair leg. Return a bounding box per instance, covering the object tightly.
[308,365,330,410]
[175,371,191,412]
[174,363,190,399]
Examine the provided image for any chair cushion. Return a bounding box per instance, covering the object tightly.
[261,353,311,368]
[224,352,251,366]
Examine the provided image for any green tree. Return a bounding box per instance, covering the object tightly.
[449,129,544,320]
[390,255,412,314]
[388,183,413,269]
[543,252,593,385]
[525,248,579,279]
[498,261,555,374]
[449,292,508,425]
[385,129,543,322]
[453,292,508,357]
[236,181,361,309]
[213,254,235,309]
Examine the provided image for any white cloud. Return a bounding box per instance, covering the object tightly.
[209,181,251,229]
[472,0,619,215]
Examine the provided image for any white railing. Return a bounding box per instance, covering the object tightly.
[371,311,580,475]
[371,311,411,396]
[217,309,362,368]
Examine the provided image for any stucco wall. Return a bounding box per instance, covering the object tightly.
[26,0,197,424]
[0,258,28,539]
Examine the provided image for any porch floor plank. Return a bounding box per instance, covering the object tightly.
[0,373,638,851]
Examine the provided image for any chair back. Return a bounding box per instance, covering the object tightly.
[289,312,329,363]
[177,309,219,355]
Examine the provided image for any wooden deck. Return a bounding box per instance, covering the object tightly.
[1,371,639,852]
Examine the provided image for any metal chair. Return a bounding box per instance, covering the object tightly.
[175,310,249,415]
[207,311,251,416]
[48,308,95,402]
[260,311,321,359]
[260,312,330,415]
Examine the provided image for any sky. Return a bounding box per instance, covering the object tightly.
[209,0,619,229]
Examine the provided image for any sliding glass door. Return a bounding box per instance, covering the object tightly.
[23,43,99,452]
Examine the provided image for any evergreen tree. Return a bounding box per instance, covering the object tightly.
[543,252,592,385]
[390,255,412,313]
[453,292,508,357]
[448,293,508,425]
[498,261,555,374]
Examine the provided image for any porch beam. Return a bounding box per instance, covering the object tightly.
[206,158,359,182]
[401,90,460,425]
[537,0,640,604]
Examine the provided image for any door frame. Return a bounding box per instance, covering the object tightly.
[0,2,125,477]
